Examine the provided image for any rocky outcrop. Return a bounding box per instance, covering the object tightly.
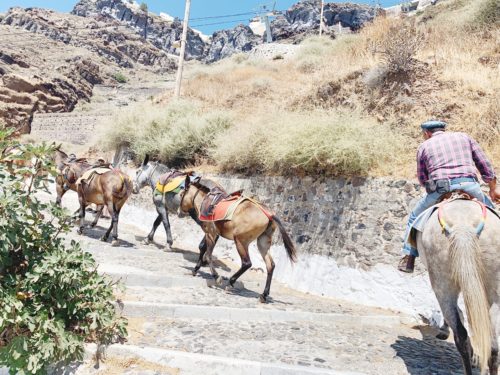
[0,53,101,133]
[271,0,379,41]
[1,7,175,70]
[70,0,379,62]
[72,0,206,60]
[205,25,261,63]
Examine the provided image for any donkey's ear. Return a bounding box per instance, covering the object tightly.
[184,174,191,188]
[143,154,150,166]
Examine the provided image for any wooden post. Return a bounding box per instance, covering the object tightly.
[174,0,191,98]
[319,0,324,36]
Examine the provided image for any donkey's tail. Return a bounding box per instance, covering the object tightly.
[112,172,132,199]
[272,215,297,263]
[449,226,492,373]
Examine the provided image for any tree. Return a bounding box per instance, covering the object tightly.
[0,129,127,374]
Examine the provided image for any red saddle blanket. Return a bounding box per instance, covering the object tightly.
[199,194,242,222]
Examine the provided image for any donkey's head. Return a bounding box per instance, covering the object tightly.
[133,154,152,194]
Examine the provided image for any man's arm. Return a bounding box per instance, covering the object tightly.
[416,146,428,186]
[469,137,499,203]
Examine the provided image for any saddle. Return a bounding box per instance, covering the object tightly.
[156,170,186,194]
[200,187,231,218]
[437,190,473,203]
[158,170,185,185]
[77,166,112,186]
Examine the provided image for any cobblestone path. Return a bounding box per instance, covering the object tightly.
[36,189,476,375]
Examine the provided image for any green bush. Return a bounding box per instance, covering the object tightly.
[101,99,233,166]
[0,129,127,374]
[112,72,128,84]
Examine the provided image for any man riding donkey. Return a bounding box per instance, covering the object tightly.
[398,120,500,273]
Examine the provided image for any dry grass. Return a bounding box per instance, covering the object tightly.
[99,99,233,166]
[107,0,499,177]
[213,110,405,177]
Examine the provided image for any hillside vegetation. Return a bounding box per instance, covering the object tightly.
[103,0,499,178]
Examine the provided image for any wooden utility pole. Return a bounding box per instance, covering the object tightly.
[174,0,191,98]
[319,0,324,36]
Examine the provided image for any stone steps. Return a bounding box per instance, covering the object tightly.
[36,189,439,374]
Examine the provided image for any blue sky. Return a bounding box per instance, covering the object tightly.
[0,1,401,34]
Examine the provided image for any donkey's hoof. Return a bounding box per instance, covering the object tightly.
[77,228,83,235]
[100,236,108,242]
[111,240,120,247]
[259,294,268,303]
[142,238,151,245]
[436,330,450,341]
[163,244,173,252]
[215,276,225,286]
[191,269,198,277]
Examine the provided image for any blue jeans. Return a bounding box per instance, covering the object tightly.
[402,181,494,257]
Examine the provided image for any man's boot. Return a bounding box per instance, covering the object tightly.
[398,255,415,273]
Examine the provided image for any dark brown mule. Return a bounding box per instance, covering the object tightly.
[179,177,297,303]
[77,168,132,246]
[55,149,107,227]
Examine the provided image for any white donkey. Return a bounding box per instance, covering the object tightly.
[417,199,499,375]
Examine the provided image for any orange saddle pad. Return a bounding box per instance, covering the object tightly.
[199,195,243,222]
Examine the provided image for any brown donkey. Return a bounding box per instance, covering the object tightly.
[54,149,91,205]
[179,177,297,303]
[77,168,132,246]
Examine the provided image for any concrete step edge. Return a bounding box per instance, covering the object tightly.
[85,343,367,375]
[120,300,401,326]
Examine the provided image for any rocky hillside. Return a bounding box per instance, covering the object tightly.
[71,0,379,62]
[0,6,175,132]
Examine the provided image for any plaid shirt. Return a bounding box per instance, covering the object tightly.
[417,131,496,186]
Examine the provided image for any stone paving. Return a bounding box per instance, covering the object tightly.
[35,189,478,375]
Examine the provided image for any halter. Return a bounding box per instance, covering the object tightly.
[438,198,487,237]
[136,162,158,191]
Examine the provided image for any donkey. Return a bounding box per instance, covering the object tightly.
[55,149,106,226]
[133,155,215,254]
[77,168,132,246]
[416,199,499,375]
[179,177,297,303]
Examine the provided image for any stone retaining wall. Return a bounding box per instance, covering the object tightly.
[211,175,422,269]
[31,112,110,144]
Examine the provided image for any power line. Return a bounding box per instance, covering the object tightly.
[190,18,255,28]
[186,11,258,21]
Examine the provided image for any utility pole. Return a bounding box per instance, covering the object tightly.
[256,2,276,43]
[319,0,324,36]
[174,0,191,98]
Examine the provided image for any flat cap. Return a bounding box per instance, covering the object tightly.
[421,120,447,130]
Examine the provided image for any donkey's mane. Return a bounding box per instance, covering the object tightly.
[195,178,226,194]
[152,162,172,175]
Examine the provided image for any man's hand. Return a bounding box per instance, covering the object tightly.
[489,179,500,204]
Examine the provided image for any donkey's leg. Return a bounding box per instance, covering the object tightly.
[193,234,209,276]
[77,193,86,235]
[228,237,252,288]
[157,204,173,251]
[257,229,275,303]
[144,214,162,245]
[55,180,66,206]
[489,304,499,375]
[90,205,104,228]
[110,204,122,247]
[204,234,219,279]
[101,201,115,242]
[436,321,451,340]
[437,294,473,374]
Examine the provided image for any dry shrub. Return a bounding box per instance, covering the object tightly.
[212,111,405,177]
[373,20,423,75]
[100,99,233,166]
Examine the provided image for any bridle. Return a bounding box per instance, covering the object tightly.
[136,162,158,190]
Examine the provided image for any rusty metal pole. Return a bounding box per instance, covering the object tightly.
[174,0,191,98]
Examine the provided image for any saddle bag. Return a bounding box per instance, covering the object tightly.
[425,179,451,194]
